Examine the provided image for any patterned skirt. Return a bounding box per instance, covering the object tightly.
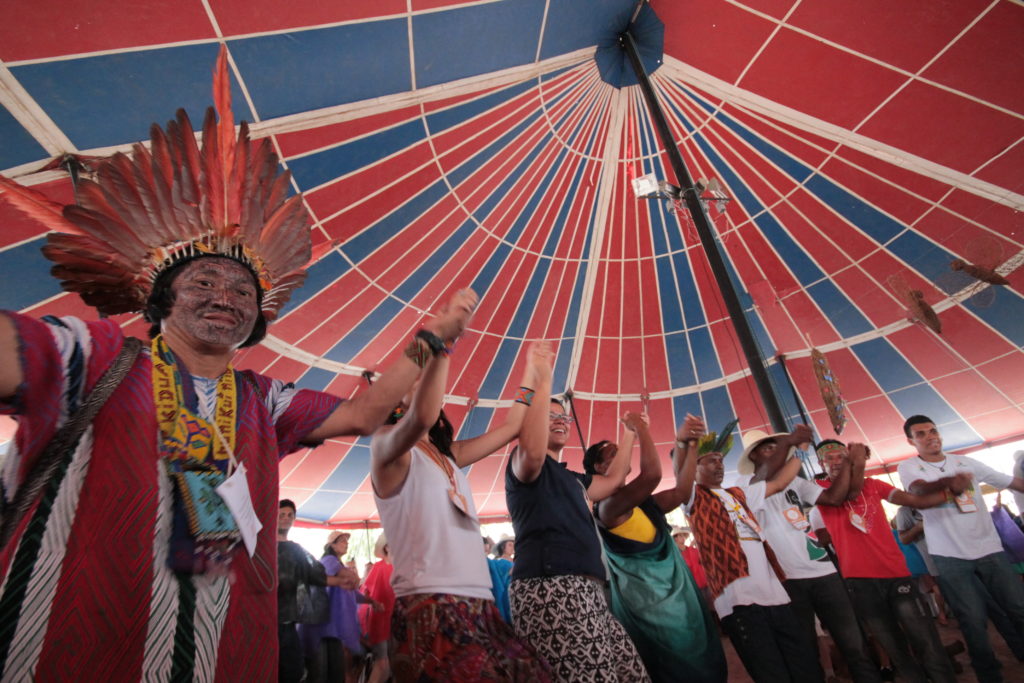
[510,575,651,682]
[390,592,552,682]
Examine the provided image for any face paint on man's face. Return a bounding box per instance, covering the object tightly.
[163,258,260,348]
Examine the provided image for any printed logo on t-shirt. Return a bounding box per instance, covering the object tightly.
[785,490,829,562]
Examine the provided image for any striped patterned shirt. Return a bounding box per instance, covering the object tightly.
[0,312,342,682]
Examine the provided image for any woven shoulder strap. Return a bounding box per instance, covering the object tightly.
[0,336,142,548]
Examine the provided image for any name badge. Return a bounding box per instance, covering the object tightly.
[216,462,262,557]
[953,490,977,514]
[849,509,868,533]
[783,505,810,531]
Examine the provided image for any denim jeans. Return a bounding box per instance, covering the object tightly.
[845,576,955,683]
[721,603,824,682]
[785,573,882,683]
[933,551,1024,683]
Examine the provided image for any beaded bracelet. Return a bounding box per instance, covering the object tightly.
[515,386,535,406]
[404,337,431,368]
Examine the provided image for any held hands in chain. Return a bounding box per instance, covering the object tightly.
[423,288,479,343]
[621,411,649,433]
[527,340,554,385]
[676,413,706,443]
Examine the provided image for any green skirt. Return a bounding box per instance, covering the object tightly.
[604,530,727,683]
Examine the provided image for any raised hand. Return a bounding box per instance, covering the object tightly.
[621,411,647,433]
[425,288,478,342]
[676,413,706,442]
[526,341,554,384]
[847,442,869,466]
[789,423,814,449]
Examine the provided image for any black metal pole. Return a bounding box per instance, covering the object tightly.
[775,354,814,479]
[621,30,789,433]
[776,354,811,427]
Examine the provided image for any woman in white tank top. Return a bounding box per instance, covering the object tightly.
[369,298,552,682]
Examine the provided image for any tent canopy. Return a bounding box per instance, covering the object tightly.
[1,0,1022,526]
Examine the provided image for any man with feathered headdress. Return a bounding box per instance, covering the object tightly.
[0,48,475,681]
[677,418,821,682]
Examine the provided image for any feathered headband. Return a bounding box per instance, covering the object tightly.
[697,418,739,457]
[0,46,315,320]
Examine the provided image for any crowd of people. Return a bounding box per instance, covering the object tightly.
[4,49,1024,683]
[270,324,1024,683]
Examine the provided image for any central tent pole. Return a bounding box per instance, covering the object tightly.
[620,30,789,434]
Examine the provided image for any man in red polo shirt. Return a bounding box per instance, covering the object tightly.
[811,440,956,683]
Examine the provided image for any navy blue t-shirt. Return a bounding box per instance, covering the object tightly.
[505,453,606,580]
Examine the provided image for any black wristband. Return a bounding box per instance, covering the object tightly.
[415,329,447,356]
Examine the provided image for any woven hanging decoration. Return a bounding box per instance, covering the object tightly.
[811,348,846,435]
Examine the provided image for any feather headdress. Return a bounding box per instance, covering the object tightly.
[0,46,311,320]
[697,418,739,457]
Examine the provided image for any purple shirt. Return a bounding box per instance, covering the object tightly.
[298,556,364,652]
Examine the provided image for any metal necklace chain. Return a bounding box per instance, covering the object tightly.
[919,455,948,472]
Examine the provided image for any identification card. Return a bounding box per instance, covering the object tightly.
[849,509,868,533]
[953,490,977,514]
[783,505,810,531]
[216,462,262,557]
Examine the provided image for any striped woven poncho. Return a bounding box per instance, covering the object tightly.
[0,312,341,682]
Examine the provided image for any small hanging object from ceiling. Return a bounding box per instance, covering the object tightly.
[694,177,732,214]
[631,173,732,217]
[595,1,664,88]
[887,274,943,334]
[935,236,1010,308]
[950,258,1010,286]
[630,172,678,200]
[811,348,847,435]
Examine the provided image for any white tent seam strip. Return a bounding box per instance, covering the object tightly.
[660,57,1024,211]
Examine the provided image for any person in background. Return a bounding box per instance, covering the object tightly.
[359,534,395,683]
[278,501,358,683]
[673,526,713,611]
[300,530,381,683]
[488,537,515,622]
[1013,451,1024,522]
[895,505,949,625]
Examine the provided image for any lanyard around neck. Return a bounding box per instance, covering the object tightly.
[151,335,238,469]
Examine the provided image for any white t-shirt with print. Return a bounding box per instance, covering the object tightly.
[684,480,791,618]
[897,454,1012,560]
[756,477,835,580]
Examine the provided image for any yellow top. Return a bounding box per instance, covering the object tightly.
[607,505,657,544]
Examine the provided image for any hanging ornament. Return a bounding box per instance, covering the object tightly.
[811,348,846,435]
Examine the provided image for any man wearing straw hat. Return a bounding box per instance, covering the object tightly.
[679,419,820,682]
[741,428,882,682]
